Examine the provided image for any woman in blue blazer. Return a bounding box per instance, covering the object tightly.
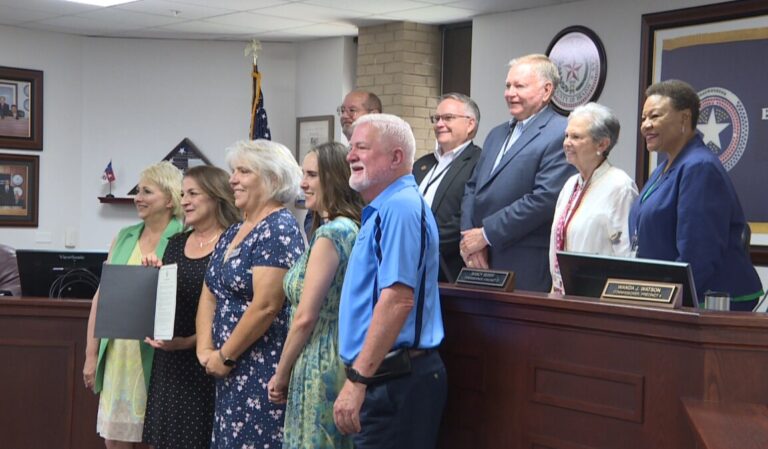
[629,80,763,310]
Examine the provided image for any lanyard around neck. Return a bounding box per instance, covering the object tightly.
[421,156,456,195]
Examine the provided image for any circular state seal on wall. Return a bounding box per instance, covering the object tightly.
[546,26,607,116]
[697,87,749,172]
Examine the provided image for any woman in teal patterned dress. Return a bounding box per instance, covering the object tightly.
[268,142,364,449]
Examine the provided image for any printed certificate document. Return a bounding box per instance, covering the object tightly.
[94,264,177,340]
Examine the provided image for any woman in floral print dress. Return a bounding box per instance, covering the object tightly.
[196,140,304,448]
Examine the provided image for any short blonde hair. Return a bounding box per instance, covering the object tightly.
[139,161,183,219]
[225,139,302,204]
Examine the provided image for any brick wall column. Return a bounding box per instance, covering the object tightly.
[356,22,441,158]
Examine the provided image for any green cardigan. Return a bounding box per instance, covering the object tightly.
[93,217,183,393]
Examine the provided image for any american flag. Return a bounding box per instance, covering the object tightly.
[101,160,116,184]
[250,65,271,140]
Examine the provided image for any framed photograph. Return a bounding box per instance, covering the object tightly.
[295,115,334,163]
[638,0,768,263]
[0,153,39,227]
[546,25,607,116]
[0,66,43,151]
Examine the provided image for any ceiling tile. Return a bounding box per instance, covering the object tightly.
[284,21,359,37]
[0,4,62,24]
[27,15,132,34]
[205,11,315,30]
[114,0,234,20]
[157,18,260,34]
[167,0,287,12]
[375,5,478,24]
[76,7,182,27]
[255,3,369,22]
[303,0,434,15]
[0,0,98,14]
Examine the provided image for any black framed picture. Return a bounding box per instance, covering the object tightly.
[0,153,38,227]
[546,26,607,116]
[0,66,43,151]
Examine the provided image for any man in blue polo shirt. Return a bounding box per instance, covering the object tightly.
[333,113,446,449]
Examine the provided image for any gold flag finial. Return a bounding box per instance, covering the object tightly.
[244,39,262,66]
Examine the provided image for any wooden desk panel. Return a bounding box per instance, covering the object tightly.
[0,297,150,449]
[438,286,768,449]
[0,297,101,449]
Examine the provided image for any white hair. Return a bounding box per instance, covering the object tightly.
[352,113,416,166]
[225,139,302,204]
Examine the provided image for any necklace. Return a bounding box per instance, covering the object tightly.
[194,231,221,248]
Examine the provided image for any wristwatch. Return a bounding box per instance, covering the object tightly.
[345,366,374,385]
[219,350,237,367]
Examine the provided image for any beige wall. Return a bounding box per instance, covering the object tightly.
[356,22,442,158]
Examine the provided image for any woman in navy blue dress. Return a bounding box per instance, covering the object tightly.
[629,80,763,309]
[196,139,305,448]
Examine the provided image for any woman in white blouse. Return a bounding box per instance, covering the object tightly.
[549,103,639,293]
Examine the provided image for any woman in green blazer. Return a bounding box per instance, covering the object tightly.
[83,161,184,449]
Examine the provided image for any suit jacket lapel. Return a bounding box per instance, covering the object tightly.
[479,107,556,190]
[413,155,437,185]
[431,143,475,209]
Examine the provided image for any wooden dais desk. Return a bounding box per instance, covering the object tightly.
[437,285,768,449]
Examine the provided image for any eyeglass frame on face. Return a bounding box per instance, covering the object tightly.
[336,106,370,117]
[429,113,473,124]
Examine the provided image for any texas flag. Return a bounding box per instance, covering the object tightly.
[101,160,116,184]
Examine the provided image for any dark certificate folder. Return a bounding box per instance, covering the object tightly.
[94,264,176,340]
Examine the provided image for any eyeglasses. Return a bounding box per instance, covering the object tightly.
[337,106,367,117]
[429,114,472,124]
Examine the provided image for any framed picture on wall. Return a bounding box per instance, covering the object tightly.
[638,0,768,263]
[0,153,39,227]
[0,67,43,151]
[295,115,334,163]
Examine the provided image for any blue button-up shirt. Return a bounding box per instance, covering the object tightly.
[338,174,444,364]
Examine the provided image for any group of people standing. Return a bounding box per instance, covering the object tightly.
[80,51,763,449]
[83,111,444,449]
[446,54,761,308]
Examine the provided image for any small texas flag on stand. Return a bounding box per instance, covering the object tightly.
[101,160,116,197]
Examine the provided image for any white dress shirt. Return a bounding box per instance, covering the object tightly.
[548,161,639,293]
[419,140,471,207]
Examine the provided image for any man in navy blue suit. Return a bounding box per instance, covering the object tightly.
[460,54,575,292]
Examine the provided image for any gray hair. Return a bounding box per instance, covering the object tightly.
[225,139,302,204]
[352,113,416,167]
[439,92,481,124]
[509,54,560,91]
[569,102,621,155]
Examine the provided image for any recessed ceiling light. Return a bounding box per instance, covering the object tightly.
[65,0,139,6]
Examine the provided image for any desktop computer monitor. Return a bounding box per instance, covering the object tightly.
[557,251,699,308]
[16,249,108,299]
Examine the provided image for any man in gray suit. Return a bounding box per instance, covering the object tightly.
[460,54,575,292]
